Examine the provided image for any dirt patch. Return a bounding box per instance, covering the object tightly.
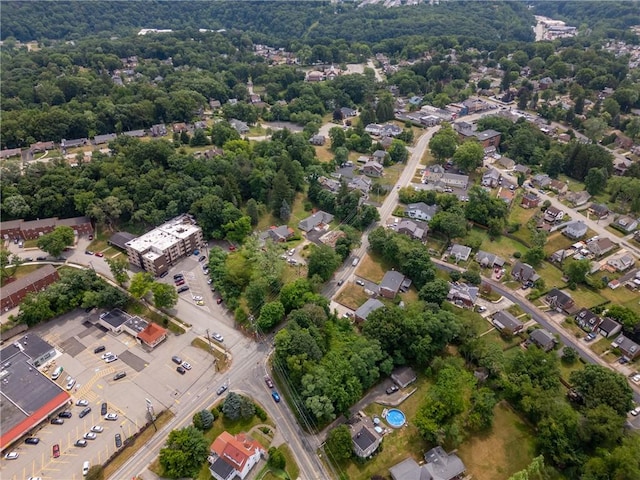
[335,284,371,310]
[355,254,387,283]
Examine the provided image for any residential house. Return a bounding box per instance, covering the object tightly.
[532,173,552,189]
[498,188,515,205]
[209,431,265,480]
[529,329,556,352]
[450,244,472,262]
[372,150,387,163]
[0,147,22,159]
[405,202,438,222]
[340,107,357,118]
[539,77,553,90]
[422,164,446,183]
[263,225,294,243]
[209,99,222,110]
[172,123,188,134]
[575,308,602,332]
[475,250,505,269]
[492,310,524,334]
[614,134,634,150]
[550,248,568,263]
[318,176,341,193]
[589,203,610,219]
[379,136,393,149]
[563,220,588,239]
[597,317,622,338]
[29,141,55,154]
[475,129,501,149]
[19,218,57,239]
[381,124,402,137]
[587,237,616,257]
[544,206,564,223]
[379,271,406,299]
[229,119,249,135]
[447,282,479,308]
[511,261,540,284]
[348,175,372,195]
[391,366,417,388]
[521,193,541,209]
[420,115,441,127]
[298,211,334,232]
[123,129,145,138]
[305,70,325,82]
[61,138,88,150]
[615,215,638,233]
[389,457,425,480]
[1,265,60,310]
[354,298,385,323]
[397,220,428,241]
[545,288,576,314]
[496,156,515,169]
[364,123,383,136]
[150,124,167,137]
[566,190,591,207]
[0,219,23,241]
[350,416,383,459]
[549,179,568,195]
[362,161,384,177]
[423,446,466,480]
[56,216,94,237]
[441,173,469,189]
[482,168,501,188]
[309,135,326,146]
[607,252,635,272]
[513,164,531,176]
[611,335,640,360]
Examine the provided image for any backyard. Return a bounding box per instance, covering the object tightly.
[335,284,372,310]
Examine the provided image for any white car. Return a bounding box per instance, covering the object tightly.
[632,373,640,383]
[4,452,19,460]
[631,406,640,416]
[104,355,118,363]
[83,432,97,440]
[101,352,113,360]
[105,413,118,421]
[193,295,203,301]
[90,425,103,433]
[212,332,224,342]
[76,399,89,407]
[66,378,76,390]
[181,362,192,370]
[288,249,295,256]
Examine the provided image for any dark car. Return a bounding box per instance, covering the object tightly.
[216,298,223,304]
[115,433,122,448]
[94,345,106,354]
[75,439,88,448]
[101,402,108,415]
[337,279,344,286]
[173,274,184,280]
[51,418,64,425]
[52,444,60,458]
[177,286,190,293]
[216,385,228,395]
[264,376,274,388]
[36,256,47,261]
[199,255,207,262]
[176,366,186,375]
[159,271,169,278]
[271,391,281,403]
[113,371,126,380]
[79,407,92,419]
[171,355,182,364]
[386,385,399,395]
[58,411,72,418]
[25,437,40,445]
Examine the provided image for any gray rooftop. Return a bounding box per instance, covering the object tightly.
[354,298,385,321]
[380,271,405,293]
[390,458,431,480]
[530,328,555,348]
[424,446,466,480]
[100,308,131,328]
[492,310,523,332]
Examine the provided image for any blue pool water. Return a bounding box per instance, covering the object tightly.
[386,409,406,428]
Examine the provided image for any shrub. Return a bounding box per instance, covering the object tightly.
[255,404,267,421]
[513,251,522,258]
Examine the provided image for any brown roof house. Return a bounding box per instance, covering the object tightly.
[1,265,60,310]
[545,288,577,314]
[492,310,524,334]
[521,193,540,209]
[19,218,57,240]
[362,160,384,177]
[587,237,616,257]
[548,179,568,195]
[511,261,540,284]
[209,431,265,480]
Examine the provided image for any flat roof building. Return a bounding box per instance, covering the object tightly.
[125,214,204,276]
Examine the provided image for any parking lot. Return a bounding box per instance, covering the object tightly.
[0,306,220,480]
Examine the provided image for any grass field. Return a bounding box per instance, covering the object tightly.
[543,232,574,256]
[256,193,309,234]
[356,253,388,283]
[335,284,371,310]
[563,286,607,309]
[314,144,334,163]
[536,261,566,290]
[457,401,536,480]
[480,233,529,258]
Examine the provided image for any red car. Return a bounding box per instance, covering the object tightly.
[264,376,274,388]
[228,245,236,251]
[216,298,223,304]
[95,252,104,257]
[175,280,185,286]
[52,444,60,458]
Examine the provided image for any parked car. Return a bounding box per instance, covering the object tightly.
[76,399,89,407]
[228,245,236,251]
[193,295,203,301]
[105,355,118,363]
[66,378,76,390]
[84,432,97,440]
[356,280,365,286]
[181,362,192,370]
[95,252,104,257]
[171,355,182,364]
[216,298,223,304]
[265,376,274,388]
[199,255,207,262]
[630,406,640,416]
[176,366,186,375]
[79,407,91,418]
[101,352,113,359]
[85,250,94,255]
[4,452,19,460]
[101,402,108,415]
[177,286,190,293]
[193,249,200,256]
[91,425,104,433]
[195,300,205,306]
[94,345,106,354]
[211,332,224,342]
[115,433,122,448]
[51,418,64,425]
[113,371,126,380]
[173,274,184,280]
[337,279,344,286]
[159,271,169,278]
[75,439,88,448]
[175,279,185,286]
[271,391,281,403]
[585,332,597,342]
[105,413,118,421]
[25,437,40,445]
[52,444,60,458]
[58,411,72,418]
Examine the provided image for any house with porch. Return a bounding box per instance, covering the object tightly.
[597,317,622,338]
[298,211,334,232]
[474,250,505,269]
[545,288,576,314]
[447,282,479,308]
[575,308,602,332]
[563,221,588,240]
[209,431,265,480]
[611,335,640,360]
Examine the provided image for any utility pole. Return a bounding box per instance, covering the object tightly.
[205,329,216,371]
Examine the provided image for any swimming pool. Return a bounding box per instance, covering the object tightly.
[386,409,406,428]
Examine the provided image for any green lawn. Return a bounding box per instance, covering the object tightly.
[480,233,529,258]
[563,286,607,309]
[456,401,536,480]
[559,358,586,384]
[543,232,574,257]
[256,193,308,235]
[536,261,566,290]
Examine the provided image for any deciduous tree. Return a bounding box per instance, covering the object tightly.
[158,426,208,479]
[36,226,75,258]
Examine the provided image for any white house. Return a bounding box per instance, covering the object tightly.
[209,432,265,480]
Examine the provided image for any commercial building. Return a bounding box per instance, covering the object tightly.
[125,214,204,276]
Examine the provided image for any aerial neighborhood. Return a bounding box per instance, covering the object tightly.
[1,2,640,480]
